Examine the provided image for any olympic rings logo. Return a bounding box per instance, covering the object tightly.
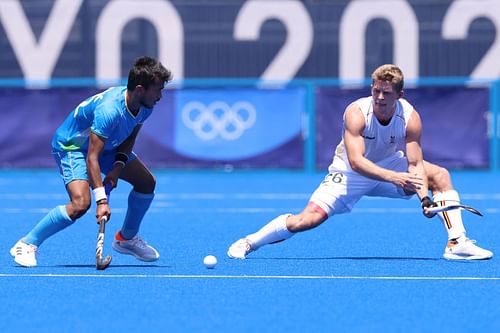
[181,101,257,140]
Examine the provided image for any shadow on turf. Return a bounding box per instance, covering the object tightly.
[55,264,169,268]
[250,256,440,261]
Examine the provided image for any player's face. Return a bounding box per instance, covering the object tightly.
[371,80,402,120]
[140,77,165,108]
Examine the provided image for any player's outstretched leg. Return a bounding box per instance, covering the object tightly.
[227,214,294,259]
[9,205,74,267]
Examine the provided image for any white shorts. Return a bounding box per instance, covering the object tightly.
[309,151,413,216]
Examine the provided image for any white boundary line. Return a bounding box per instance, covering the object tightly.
[2,207,500,214]
[0,273,499,280]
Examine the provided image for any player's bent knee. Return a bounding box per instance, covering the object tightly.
[148,175,156,192]
[134,174,156,194]
[69,198,91,219]
[428,166,452,190]
[287,214,326,233]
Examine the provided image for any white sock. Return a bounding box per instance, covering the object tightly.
[246,214,294,249]
[433,190,466,240]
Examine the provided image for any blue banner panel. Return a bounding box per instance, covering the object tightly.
[138,87,305,168]
[0,88,99,167]
[0,87,305,169]
[316,87,489,170]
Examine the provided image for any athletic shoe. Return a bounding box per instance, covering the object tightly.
[443,237,493,260]
[227,238,254,259]
[112,234,160,262]
[10,240,38,267]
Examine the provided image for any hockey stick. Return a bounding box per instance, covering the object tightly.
[96,215,111,270]
[426,204,483,217]
[96,183,112,270]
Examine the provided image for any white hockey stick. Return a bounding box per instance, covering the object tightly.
[95,183,112,270]
[427,204,483,217]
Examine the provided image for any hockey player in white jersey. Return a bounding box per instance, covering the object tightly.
[227,64,493,261]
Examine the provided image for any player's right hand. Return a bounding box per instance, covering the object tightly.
[96,201,111,224]
[421,196,437,218]
[393,172,424,193]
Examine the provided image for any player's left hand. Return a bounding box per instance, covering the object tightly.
[421,196,438,218]
[104,168,120,190]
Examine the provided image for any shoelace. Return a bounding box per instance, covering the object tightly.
[27,244,38,253]
[128,236,148,249]
[240,239,252,253]
[450,237,476,246]
[16,244,37,255]
[460,238,477,245]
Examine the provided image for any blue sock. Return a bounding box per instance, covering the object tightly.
[23,205,74,246]
[120,190,154,239]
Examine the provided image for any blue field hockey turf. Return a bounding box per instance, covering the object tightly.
[0,170,499,332]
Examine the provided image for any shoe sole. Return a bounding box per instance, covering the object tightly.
[443,253,493,260]
[13,256,37,267]
[227,250,246,259]
[112,242,160,262]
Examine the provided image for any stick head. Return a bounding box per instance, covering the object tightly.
[96,255,112,270]
[463,206,483,216]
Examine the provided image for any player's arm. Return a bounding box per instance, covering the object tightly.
[344,104,388,179]
[87,131,106,190]
[405,110,428,199]
[87,131,110,220]
[344,105,422,192]
[103,125,142,188]
[405,110,437,217]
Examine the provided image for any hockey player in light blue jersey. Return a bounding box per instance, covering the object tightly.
[10,56,172,267]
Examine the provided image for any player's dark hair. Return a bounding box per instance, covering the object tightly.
[127,56,172,91]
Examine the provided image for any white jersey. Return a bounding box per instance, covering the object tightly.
[331,96,414,171]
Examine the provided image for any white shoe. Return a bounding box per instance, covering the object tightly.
[10,240,38,267]
[227,238,254,259]
[112,233,160,262]
[443,237,493,260]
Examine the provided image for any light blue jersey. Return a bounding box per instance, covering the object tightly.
[52,86,153,153]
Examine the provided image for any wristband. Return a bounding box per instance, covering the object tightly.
[113,160,126,168]
[420,196,436,208]
[93,186,107,203]
[115,152,129,164]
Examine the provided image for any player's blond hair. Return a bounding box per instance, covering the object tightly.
[371,64,404,93]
